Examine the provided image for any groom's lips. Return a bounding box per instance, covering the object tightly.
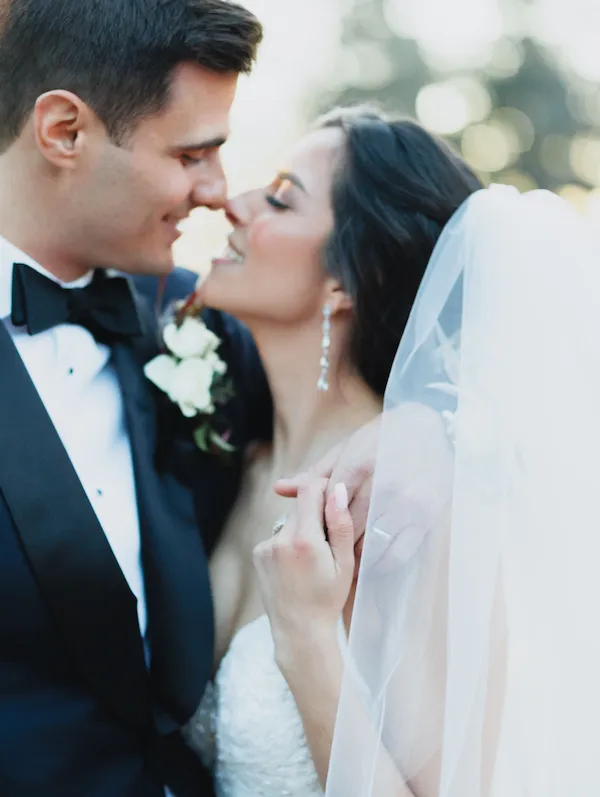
[162,215,185,243]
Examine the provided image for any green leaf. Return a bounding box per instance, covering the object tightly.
[209,429,236,454]
[211,379,236,404]
[193,423,210,452]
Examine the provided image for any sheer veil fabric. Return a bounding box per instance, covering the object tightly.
[326,185,600,797]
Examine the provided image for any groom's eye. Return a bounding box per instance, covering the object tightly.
[181,152,206,166]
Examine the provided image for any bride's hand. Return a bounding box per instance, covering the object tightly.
[253,476,355,670]
[275,414,381,548]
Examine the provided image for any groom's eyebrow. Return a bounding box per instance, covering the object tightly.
[177,135,228,151]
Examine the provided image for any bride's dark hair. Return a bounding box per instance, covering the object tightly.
[319,106,482,397]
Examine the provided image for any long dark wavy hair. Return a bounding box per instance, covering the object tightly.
[319,106,482,397]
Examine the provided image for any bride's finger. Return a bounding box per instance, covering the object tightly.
[274,441,344,497]
[272,512,296,543]
[324,484,355,573]
[294,476,328,540]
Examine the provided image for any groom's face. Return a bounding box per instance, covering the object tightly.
[71,63,237,275]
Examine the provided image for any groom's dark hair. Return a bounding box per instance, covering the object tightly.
[0,0,263,150]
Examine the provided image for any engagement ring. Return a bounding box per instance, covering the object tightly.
[272,516,287,536]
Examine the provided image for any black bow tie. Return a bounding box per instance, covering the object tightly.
[11,262,142,345]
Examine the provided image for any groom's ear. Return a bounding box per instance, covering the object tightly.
[32,90,95,168]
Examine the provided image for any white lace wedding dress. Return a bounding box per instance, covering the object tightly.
[184,614,324,797]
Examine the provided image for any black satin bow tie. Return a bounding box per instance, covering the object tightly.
[11,262,142,345]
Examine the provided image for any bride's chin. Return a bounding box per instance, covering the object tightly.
[196,276,242,316]
[193,275,220,309]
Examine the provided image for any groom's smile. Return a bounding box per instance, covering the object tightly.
[162,214,188,245]
[90,62,238,277]
[24,62,238,282]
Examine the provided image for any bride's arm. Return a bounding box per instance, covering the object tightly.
[257,476,507,797]
[275,628,344,788]
[277,630,427,796]
[254,478,426,795]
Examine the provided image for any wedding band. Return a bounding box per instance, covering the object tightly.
[272,515,287,537]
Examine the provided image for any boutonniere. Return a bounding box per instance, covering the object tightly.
[144,298,235,456]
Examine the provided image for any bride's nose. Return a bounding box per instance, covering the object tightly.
[224,189,263,228]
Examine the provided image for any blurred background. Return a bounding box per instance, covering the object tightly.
[174,0,600,272]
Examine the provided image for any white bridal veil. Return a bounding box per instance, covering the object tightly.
[326,184,600,797]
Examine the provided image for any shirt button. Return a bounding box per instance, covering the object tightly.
[68,367,74,375]
[96,488,103,497]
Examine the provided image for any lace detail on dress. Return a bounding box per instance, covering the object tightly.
[185,615,323,797]
[184,679,217,771]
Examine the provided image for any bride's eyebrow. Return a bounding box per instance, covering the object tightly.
[276,171,307,193]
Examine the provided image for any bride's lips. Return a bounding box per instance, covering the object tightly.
[212,238,245,267]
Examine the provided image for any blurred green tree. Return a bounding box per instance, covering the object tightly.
[317,0,597,192]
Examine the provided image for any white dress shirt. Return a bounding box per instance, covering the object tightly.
[0,236,147,637]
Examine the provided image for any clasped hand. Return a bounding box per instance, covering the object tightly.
[253,478,355,668]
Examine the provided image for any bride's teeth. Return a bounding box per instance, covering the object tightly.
[225,246,244,263]
[214,244,244,263]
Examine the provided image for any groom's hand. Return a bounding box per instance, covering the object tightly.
[275,413,381,546]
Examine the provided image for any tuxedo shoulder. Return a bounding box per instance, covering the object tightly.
[200,305,250,344]
[130,267,197,310]
[134,271,249,350]
[130,269,250,342]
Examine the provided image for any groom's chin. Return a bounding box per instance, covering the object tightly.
[117,253,176,278]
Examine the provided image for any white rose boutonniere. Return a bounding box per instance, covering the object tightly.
[163,317,221,360]
[144,312,235,455]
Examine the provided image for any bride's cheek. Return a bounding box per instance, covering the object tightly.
[250,218,299,270]
[247,216,276,256]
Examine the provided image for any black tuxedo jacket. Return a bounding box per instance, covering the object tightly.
[0,268,270,797]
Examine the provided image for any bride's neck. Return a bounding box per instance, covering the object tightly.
[250,321,382,477]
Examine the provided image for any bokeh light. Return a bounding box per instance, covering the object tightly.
[383,0,504,71]
[570,134,600,187]
[461,121,520,173]
[416,78,492,135]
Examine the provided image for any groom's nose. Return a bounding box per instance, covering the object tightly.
[191,166,227,211]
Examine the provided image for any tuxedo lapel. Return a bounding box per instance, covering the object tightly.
[0,323,150,728]
[112,341,214,728]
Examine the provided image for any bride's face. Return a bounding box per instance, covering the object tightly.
[199,127,344,325]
